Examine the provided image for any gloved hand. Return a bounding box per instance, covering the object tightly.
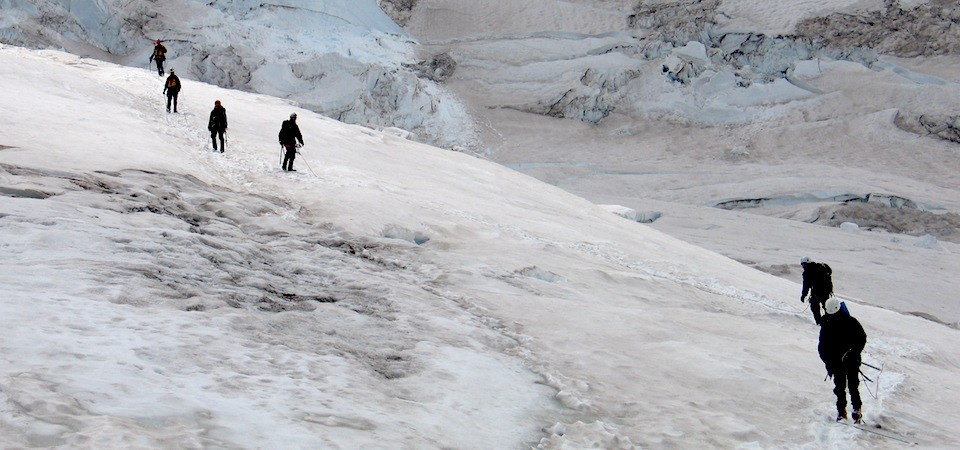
[800,295,806,303]
[825,363,837,378]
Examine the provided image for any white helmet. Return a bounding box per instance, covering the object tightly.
[824,297,841,315]
[800,256,812,264]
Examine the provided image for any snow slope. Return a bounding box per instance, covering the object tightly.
[2,45,959,448]
[404,0,960,328]
[0,0,478,150]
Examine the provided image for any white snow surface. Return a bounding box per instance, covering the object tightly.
[3,0,960,448]
[0,0,479,150]
[407,0,960,329]
[2,43,959,449]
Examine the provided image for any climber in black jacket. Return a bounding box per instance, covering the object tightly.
[818,297,867,423]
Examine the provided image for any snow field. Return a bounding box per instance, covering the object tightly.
[2,39,959,449]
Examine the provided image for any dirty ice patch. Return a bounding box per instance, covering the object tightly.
[710,77,812,108]
[632,68,815,125]
[381,224,431,245]
[672,41,710,65]
[515,266,565,283]
[873,60,947,85]
[380,126,417,140]
[913,234,941,250]
[717,0,878,35]
[599,204,662,223]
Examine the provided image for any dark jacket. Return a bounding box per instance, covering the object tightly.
[278,119,303,147]
[818,312,866,375]
[208,105,228,131]
[163,74,181,95]
[802,262,833,302]
[150,43,167,62]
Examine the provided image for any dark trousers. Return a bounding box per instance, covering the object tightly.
[166,92,178,112]
[211,130,225,151]
[155,59,165,76]
[833,362,862,412]
[282,145,297,170]
[810,296,827,325]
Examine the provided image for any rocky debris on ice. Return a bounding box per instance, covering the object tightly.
[794,0,960,57]
[815,202,960,244]
[404,52,457,82]
[628,0,959,92]
[379,0,418,26]
[894,111,960,144]
[525,66,643,123]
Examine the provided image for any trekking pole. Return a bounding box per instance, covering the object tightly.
[867,362,883,399]
[296,147,318,177]
[842,422,918,445]
[862,362,881,371]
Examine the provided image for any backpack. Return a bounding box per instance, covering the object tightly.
[152,44,166,61]
[209,107,226,130]
[821,263,833,295]
[166,76,179,89]
[278,120,292,143]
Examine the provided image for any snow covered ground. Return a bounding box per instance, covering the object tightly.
[2,43,959,448]
[2,0,960,448]
[0,0,479,150]
[405,0,960,328]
